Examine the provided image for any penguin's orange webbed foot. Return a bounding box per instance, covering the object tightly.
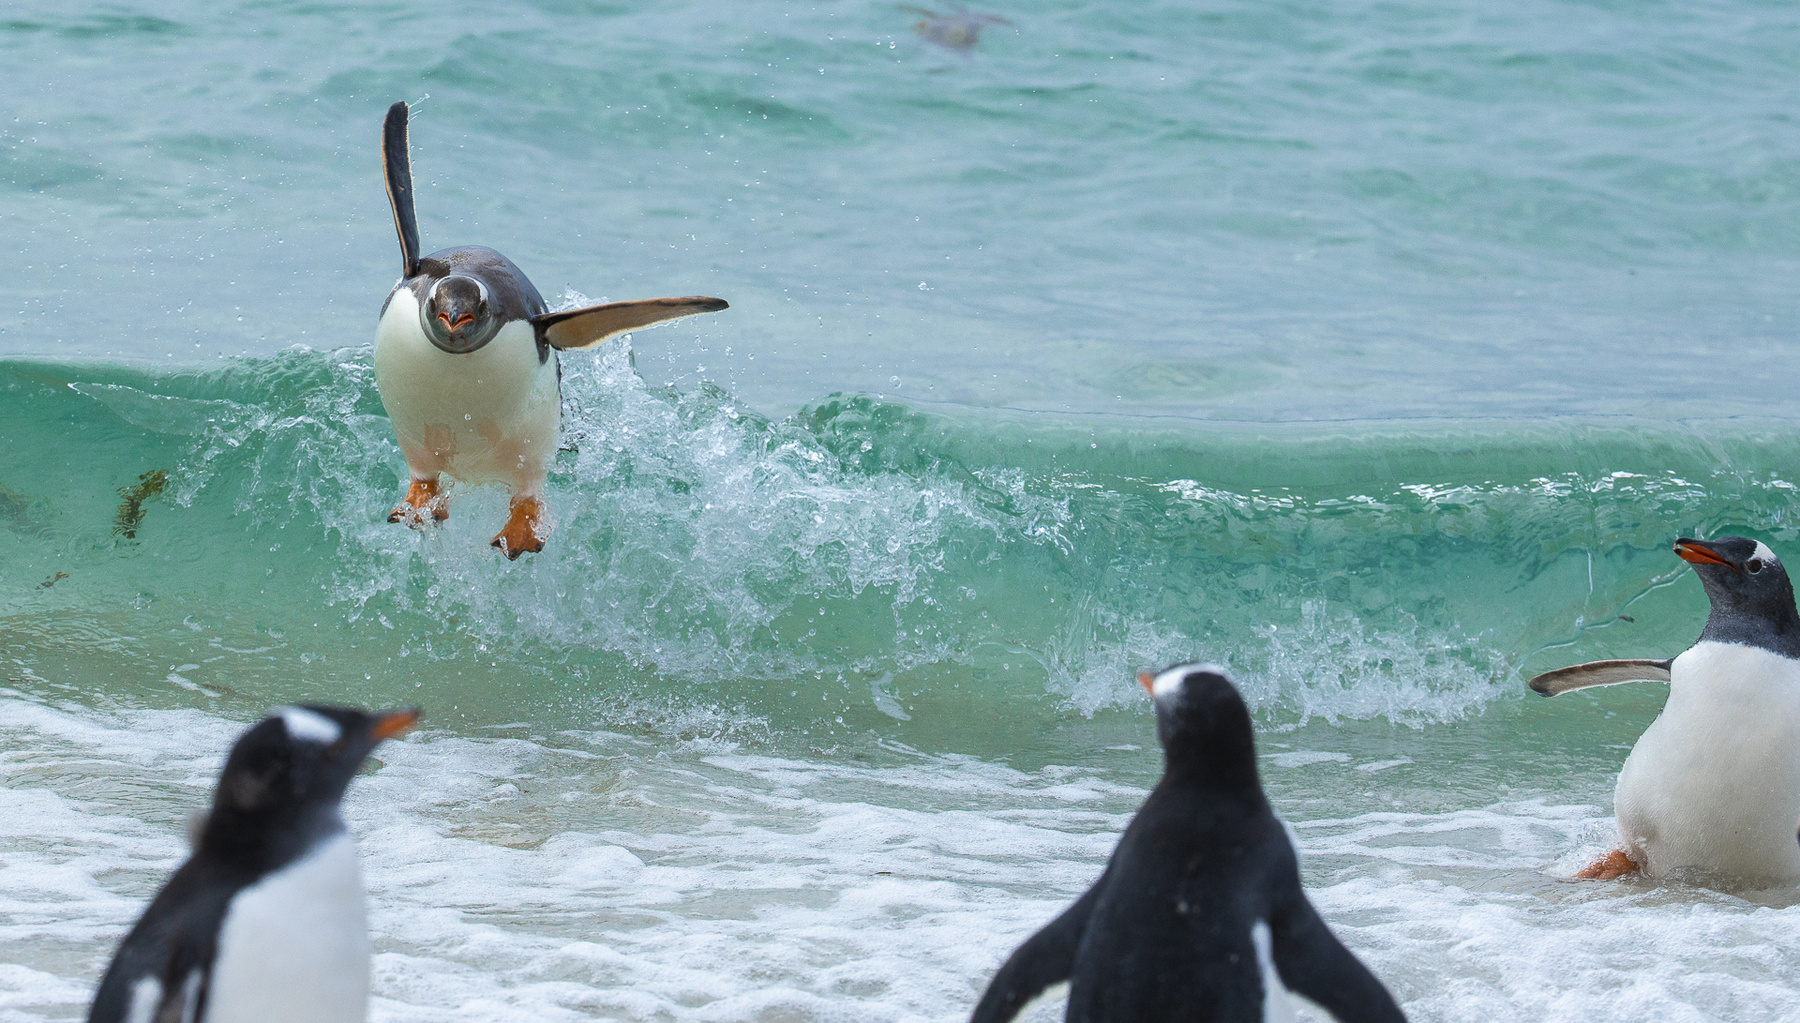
[1574,849,1640,880]
[490,495,546,560]
[388,478,448,528]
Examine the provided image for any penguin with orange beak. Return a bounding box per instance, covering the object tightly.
[1531,536,1800,882]
[87,706,420,1023]
[373,101,728,557]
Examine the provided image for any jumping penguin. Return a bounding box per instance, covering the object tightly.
[1530,536,1800,882]
[968,663,1407,1023]
[373,101,728,557]
[86,705,420,1023]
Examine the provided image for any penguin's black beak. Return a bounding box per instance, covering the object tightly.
[1675,538,1738,571]
[370,707,421,742]
[1137,671,1156,695]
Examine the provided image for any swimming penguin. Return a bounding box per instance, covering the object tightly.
[969,663,1406,1023]
[900,5,1014,50]
[1530,536,1800,882]
[373,101,728,558]
[86,705,420,1023]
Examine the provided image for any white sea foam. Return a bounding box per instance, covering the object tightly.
[8,693,1800,1022]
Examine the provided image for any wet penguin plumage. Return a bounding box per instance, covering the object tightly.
[87,706,419,1023]
[1531,536,1800,882]
[969,664,1406,1023]
[373,100,728,557]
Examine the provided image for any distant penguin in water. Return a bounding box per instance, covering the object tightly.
[968,663,1407,1023]
[86,706,419,1023]
[1531,536,1800,883]
[900,5,1013,51]
[373,101,728,558]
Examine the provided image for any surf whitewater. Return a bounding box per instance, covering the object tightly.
[4,345,1798,742]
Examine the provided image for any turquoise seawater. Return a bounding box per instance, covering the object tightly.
[5,1,1800,1020]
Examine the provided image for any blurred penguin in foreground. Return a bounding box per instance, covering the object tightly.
[970,664,1406,1023]
[87,705,419,1023]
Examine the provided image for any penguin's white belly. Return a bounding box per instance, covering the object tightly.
[374,288,560,492]
[1614,640,1800,882]
[204,833,369,1023]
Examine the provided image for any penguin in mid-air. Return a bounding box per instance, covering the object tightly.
[86,705,420,1023]
[1530,536,1800,882]
[968,663,1406,1023]
[373,101,728,558]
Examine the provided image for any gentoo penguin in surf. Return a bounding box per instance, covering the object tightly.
[968,663,1407,1023]
[1531,536,1800,882]
[373,100,728,558]
[86,705,420,1023]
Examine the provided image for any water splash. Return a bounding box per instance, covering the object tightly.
[5,351,1798,733]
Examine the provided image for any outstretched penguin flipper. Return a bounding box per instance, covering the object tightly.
[968,870,1108,1023]
[531,296,729,351]
[1528,658,1673,697]
[382,101,420,279]
[1270,898,1407,1023]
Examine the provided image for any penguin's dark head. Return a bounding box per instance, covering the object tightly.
[209,706,420,832]
[1136,662,1261,788]
[1675,537,1800,655]
[422,274,501,353]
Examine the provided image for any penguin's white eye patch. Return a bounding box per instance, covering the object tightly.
[278,707,342,744]
[1752,541,1778,568]
[1150,669,1183,697]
